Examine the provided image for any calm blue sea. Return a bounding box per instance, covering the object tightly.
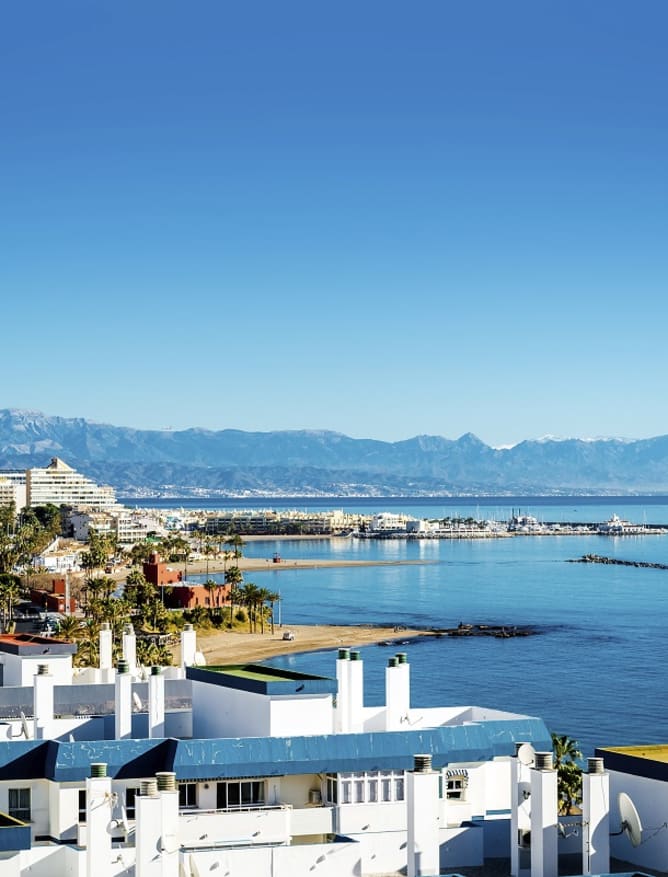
[143,497,668,756]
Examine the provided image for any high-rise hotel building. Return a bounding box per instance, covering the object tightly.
[25,457,117,510]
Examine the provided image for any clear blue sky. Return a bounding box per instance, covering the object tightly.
[2,2,667,447]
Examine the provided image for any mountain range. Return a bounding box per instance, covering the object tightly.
[2,408,668,497]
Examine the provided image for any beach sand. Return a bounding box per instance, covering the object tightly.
[174,623,426,666]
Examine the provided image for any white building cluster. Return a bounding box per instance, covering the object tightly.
[0,625,662,877]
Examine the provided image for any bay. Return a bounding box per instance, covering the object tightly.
[177,497,668,756]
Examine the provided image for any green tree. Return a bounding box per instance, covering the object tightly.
[552,733,583,815]
[0,573,23,630]
[240,582,260,632]
[225,534,244,563]
[224,565,244,627]
[266,589,280,635]
[55,615,84,642]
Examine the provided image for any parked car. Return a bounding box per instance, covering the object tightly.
[282,630,295,641]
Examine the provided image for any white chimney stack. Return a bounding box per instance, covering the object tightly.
[86,763,112,877]
[180,624,197,668]
[581,757,610,875]
[99,622,113,682]
[530,752,558,877]
[348,650,364,733]
[33,664,54,740]
[157,772,179,877]
[335,648,350,732]
[148,666,165,739]
[406,754,440,877]
[122,624,137,676]
[386,652,410,730]
[135,779,161,877]
[510,742,533,877]
[115,660,132,740]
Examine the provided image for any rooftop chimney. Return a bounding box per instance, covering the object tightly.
[148,666,165,739]
[115,660,132,740]
[33,664,54,740]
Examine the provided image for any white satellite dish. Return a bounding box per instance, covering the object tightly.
[189,854,202,877]
[132,692,143,711]
[517,743,536,766]
[617,792,643,847]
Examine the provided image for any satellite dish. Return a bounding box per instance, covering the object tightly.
[189,854,202,877]
[517,743,536,766]
[618,792,643,847]
[132,692,143,711]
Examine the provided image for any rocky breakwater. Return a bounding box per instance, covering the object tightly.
[570,554,668,570]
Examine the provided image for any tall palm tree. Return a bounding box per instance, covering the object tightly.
[552,733,583,815]
[0,574,23,631]
[266,590,280,635]
[224,565,243,626]
[240,583,260,632]
[225,534,244,563]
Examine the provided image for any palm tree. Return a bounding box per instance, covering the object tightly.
[55,615,83,642]
[224,565,243,626]
[265,590,280,634]
[225,534,244,563]
[0,574,23,631]
[240,583,260,632]
[552,733,583,815]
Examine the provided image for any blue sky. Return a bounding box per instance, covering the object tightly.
[2,2,667,447]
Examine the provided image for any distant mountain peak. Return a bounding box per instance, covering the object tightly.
[1,408,667,496]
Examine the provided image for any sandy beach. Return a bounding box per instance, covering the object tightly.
[171,543,433,577]
[175,623,426,666]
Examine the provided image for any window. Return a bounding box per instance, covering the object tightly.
[179,783,197,809]
[78,789,87,822]
[324,771,405,805]
[443,770,469,801]
[326,774,337,804]
[8,788,31,822]
[216,780,265,810]
[125,787,139,820]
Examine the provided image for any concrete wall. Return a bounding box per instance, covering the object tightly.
[0,654,73,687]
[192,682,269,738]
[608,769,668,872]
[269,694,333,736]
[178,806,291,847]
[182,838,362,877]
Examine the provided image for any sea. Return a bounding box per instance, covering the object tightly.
[124,496,668,755]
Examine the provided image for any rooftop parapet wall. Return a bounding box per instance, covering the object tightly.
[186,664,337,697]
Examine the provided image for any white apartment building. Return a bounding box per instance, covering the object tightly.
[26,457,117,511]
[0,471,27,511]
[69,509,163,545]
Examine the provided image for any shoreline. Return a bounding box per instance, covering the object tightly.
[175,621,538,666]
[179,623,427,666]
